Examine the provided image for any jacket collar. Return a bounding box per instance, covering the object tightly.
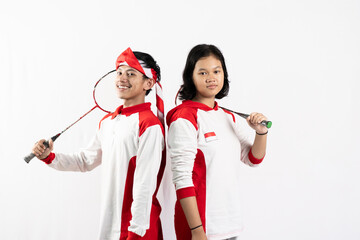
[111,102,151,119]
[182,100,219,111]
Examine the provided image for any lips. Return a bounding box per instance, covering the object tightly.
[207,85,217,89]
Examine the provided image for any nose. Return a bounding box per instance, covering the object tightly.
[116,73,128,83]
[206,73,216,83]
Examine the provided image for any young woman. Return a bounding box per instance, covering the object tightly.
[166,44,269,240]
[32,48,165,240]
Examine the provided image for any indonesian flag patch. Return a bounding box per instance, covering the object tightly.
[204,132,217,142]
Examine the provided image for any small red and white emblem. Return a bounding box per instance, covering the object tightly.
[204,132,217,142]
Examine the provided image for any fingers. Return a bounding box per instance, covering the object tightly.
[31,139,52,159]
[248,112,268,125]
[32,139,45,156]
[247,112,269,134]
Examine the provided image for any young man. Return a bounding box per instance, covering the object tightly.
[32,48,165,240]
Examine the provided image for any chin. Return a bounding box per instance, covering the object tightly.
[116,93,128,99]
[115,93,123,99]
[204,92,219,98]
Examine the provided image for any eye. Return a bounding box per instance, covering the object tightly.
[199,72,207,76]
[127,72,135,77]
[117,71,122,76]
[214,70,221,74]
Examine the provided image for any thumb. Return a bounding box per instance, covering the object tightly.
[49,139,54,151]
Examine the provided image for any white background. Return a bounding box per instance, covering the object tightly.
[1,0,359,239]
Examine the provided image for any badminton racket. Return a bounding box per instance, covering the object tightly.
[24,69,120,163]
[220,106,272,129]
[174,90,272,128]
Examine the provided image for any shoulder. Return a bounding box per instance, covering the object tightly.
[98,112,113,129]
[220,108,236,123]
[166,101,199,130]
[138,110,164,137]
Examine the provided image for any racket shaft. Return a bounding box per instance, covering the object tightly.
[24,106,95,164]
[24,107,92,164]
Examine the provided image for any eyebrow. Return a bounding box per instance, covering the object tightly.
[198,66,222,71]
[117,68,139,73]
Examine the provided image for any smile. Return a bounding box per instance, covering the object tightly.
[117,85,131,89]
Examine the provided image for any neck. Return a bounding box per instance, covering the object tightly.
[192,95,216,109]
[123,96,145,108]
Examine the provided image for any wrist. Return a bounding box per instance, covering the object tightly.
[256,130,268,135]
[39,153,51,160]
[40,152,55,164]
[191,225,205,237]
[190,224,202,231]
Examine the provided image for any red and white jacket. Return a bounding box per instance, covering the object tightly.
[42,103,165,240]
[166,100,264,240]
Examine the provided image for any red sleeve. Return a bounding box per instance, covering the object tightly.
[127,231,142,240]
[41,152,55,164]
[248,148,264,164]
[176,186,196,200]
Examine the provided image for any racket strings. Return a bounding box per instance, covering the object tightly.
[93,70,123,113]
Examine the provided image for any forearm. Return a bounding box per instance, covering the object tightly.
[251,133,267,159]
[46,151,101,172]
[180,196,202,228]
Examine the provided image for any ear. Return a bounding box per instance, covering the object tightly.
[143,78,155,91]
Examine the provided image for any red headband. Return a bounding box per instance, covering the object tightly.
[115,47,157,81]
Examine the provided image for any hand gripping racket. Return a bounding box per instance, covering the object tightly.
[24,70,119,163]
[220,106,272,129]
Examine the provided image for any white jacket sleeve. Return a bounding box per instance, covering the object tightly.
[128,125,164,237]
[231,114,258,167]
[167,118,198,192]
[48,132,102,172]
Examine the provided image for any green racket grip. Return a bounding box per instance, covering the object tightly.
[251,118,272,129]
[264,120,272,129]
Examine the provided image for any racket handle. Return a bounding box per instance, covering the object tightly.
[24,134,60,164]
[24,153,36,163]
[239,114,272,129]
[262,120,272,129]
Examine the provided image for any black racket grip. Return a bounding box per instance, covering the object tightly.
[24,134,60,164]
[24,153,36,163]
[24,141,50,163]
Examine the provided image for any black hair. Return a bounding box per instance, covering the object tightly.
[133,51,161,96]
[179,44,229,100]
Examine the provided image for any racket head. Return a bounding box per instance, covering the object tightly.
[93,70,123,113]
